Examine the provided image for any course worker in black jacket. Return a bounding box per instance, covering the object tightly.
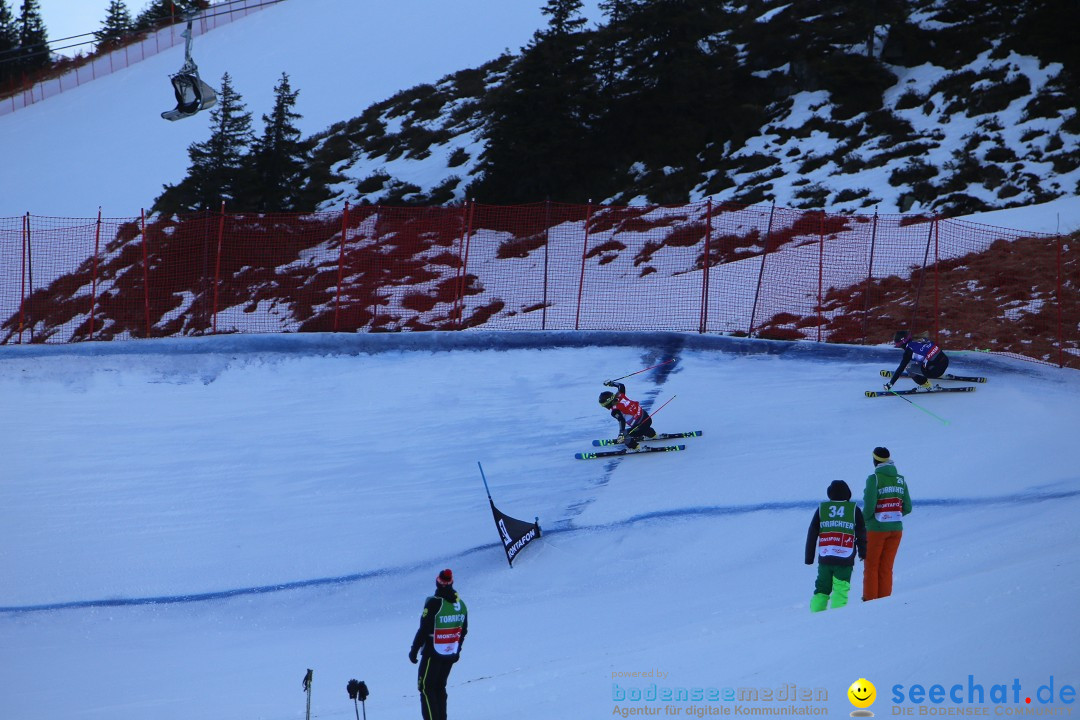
[409,568,468,720]
[805,480,867,612]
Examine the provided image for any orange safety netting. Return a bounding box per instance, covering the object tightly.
[1,202,1076,368]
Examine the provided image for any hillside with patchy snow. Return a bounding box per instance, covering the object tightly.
[307,0,1080,216]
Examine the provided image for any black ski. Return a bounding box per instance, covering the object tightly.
[879,370,986,383]
[575,444,686,460]
[592,430,702,447]
[865,386,975,398]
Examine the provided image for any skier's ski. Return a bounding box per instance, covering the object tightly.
[592,430,702,447]
[575,444,686,460]
[879,370,986,383]
[865,386,975,398]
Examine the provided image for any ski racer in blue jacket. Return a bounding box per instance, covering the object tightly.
[884,330,949,391]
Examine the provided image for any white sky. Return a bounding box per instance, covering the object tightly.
[40,0,114,49]
[1,332,1078,719]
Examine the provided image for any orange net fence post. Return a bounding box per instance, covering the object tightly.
[89,209,103,340]
[699,199,712,335]
[451,202,470,329]
[333,201,350,332]
[1058,236,1065,368]
[457,202,476,330]
[1056,235,1077,369]
[574,201,592,331]
[141,209,150,338]
[211,201,227,335]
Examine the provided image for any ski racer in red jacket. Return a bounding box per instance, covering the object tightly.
[598,381,658,450]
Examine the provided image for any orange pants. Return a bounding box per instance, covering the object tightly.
[863,530,903,601]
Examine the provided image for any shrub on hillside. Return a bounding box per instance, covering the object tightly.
[969,75,1031,116]
[889,158,938,187]
[895,90,924,111]
[817,54,897,120]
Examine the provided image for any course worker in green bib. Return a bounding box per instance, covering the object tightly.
[863,446,912,601]
[805,480,867,612]
[409,568,468,720]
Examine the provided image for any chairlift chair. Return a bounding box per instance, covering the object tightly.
[161,17,218,121]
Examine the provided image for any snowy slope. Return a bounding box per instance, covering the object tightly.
[1,332,1078,719]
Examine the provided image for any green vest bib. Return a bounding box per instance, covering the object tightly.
[432,596,467,656]
[817,500,856,559]
[872,472,907,523]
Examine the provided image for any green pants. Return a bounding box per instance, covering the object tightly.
[810,564,852,612]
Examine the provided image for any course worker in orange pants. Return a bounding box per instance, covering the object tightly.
[862,446,912,601]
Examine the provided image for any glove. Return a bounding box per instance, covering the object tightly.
[603,380,615,387]
[409,648,418,664]
[615,434,625,444]
[347,679,369,701]
[450,652,460,664]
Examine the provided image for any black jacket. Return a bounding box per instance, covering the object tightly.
[410,585,468,658]
[804,506,867,566]
[606,382,628,432]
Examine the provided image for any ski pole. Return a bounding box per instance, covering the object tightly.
[346,679,368,720]
[608,358,675,383]
[885,387,950,426]
[302,669,313,720]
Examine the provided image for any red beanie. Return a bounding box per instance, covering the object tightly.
[436,568,453,587]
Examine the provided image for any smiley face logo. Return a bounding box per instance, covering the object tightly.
[848,678,877,710]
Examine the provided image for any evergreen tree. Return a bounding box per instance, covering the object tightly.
[0,0,19,87]
[133,0,204,32]
[1011,0,1080,90]
[539,0,586,38]
[594,0,645,93]
[133,0,169,32]
[245,72,307,212]
[95,0,133,48]
[597,0,636,24]
[15,0,48,75]
[592,0,742,169]
[154,72,254,214]
[468,0,599,203]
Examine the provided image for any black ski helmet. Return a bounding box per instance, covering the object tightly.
[599,391,616,408]
[893,329,911,347]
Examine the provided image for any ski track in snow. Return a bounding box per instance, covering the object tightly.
[5,485,1077,615]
